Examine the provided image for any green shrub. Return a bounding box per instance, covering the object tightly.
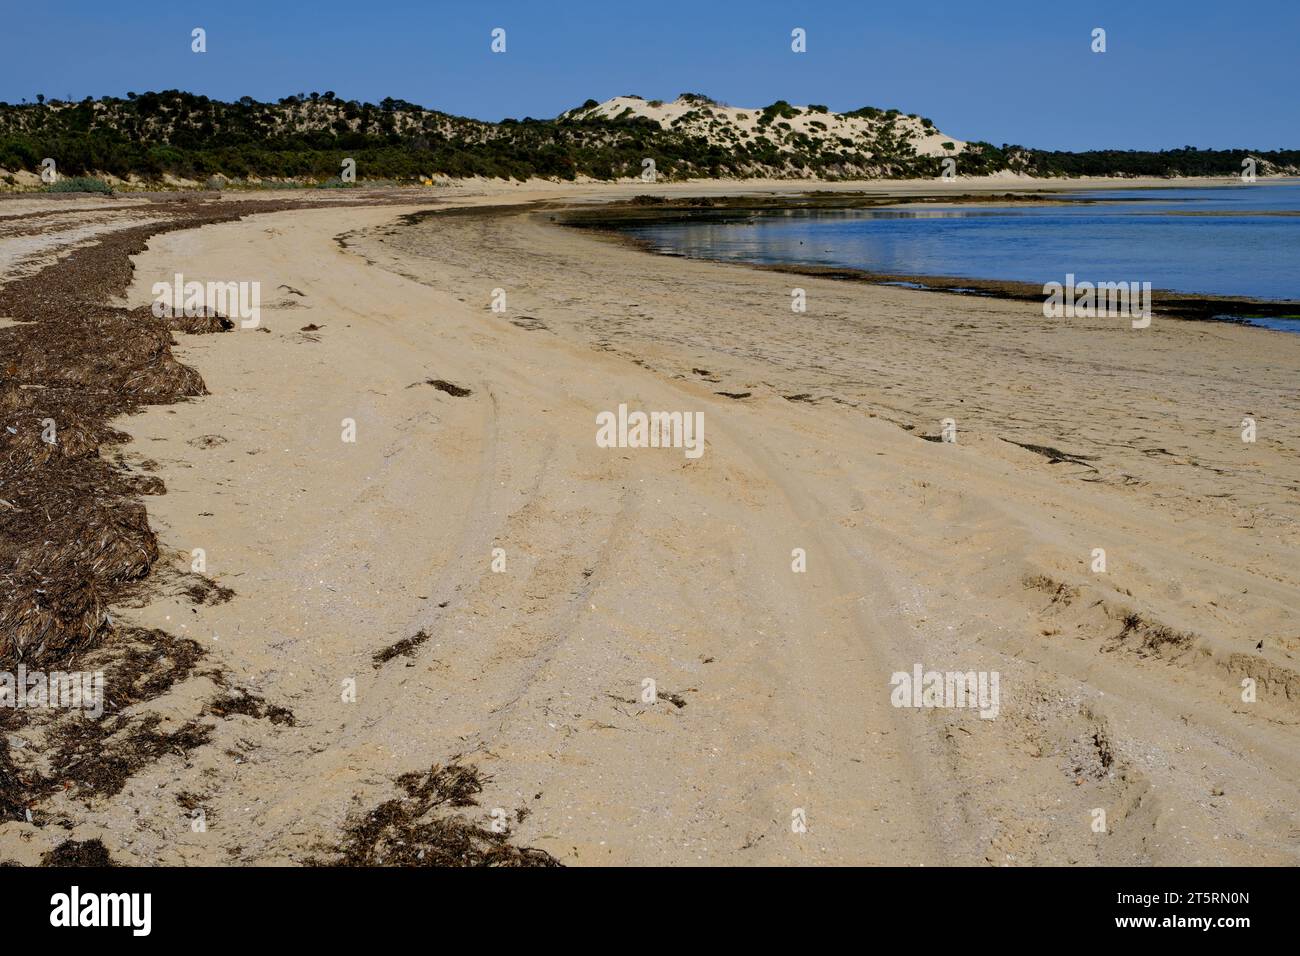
[46,175,112,194]
[760,100,799,123]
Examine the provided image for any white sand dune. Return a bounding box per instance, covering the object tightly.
[567,94,967,161]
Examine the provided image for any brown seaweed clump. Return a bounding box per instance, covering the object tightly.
[41,838,118,867]
[322,763,560,867]
[203,688,296,726]
[372,628,431,667]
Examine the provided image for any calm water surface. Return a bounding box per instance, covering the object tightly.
[621,182,1300,330]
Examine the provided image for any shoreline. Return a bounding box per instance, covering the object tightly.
[555,183,1300,328]
[4,171,1297,200]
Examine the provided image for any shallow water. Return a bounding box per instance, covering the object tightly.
[622,181,1300,330]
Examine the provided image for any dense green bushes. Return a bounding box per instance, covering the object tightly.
[1,91,1295,184]
[1017,146,1300,178]
[46,175,112,194]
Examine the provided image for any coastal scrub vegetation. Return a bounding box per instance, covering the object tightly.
[1,91,1296,185]
[45,175,113,194]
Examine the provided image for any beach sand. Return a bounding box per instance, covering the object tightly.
[2,179,1297,865]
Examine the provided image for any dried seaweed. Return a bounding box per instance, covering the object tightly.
[0,197,384,668]
[203,688,295,726]
[319,763,559,867]
[372,629,430,667]
[41,838,117,867]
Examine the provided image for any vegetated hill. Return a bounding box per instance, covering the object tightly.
[0,90,1005,185]
[0,90,1295,187]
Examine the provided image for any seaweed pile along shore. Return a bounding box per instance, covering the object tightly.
[0,197,328,846]
[1,199,310,670]
[1,194,552,866]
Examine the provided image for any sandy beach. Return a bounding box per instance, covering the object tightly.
[1,179,1297,866]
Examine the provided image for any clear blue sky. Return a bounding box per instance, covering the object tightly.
[1,0,1295,151]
